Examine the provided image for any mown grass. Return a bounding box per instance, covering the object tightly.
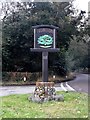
[0,92,88,119]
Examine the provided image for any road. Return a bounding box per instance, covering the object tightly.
[55,74,89,94]
[67,74,89,94]
[0,74,89,97]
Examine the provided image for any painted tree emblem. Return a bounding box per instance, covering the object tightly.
[37,35,53,48]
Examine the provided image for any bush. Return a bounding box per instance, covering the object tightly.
[2,72,42,82]
[2,72,11,82]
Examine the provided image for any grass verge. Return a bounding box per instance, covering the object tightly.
[0,91,88,119]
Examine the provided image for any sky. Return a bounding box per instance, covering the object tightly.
[73,0,90,13]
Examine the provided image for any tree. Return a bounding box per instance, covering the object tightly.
[0,20,2,75]
[65,37,88,71]
[1,2,87,74]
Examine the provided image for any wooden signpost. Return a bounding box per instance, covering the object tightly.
[31,25,59,82]
[29,25,64,102]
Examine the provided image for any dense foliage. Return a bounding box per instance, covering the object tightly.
[1,2,89,74]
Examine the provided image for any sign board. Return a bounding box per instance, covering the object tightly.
[32,25,58,49]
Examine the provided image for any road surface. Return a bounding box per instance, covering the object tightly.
[67,74,89,94]
[0,74,89,97]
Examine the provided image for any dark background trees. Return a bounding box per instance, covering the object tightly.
[1,2,89,74]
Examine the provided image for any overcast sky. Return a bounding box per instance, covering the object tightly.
[73,0,90,13]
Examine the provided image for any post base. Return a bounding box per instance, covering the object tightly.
[28,82,64,103]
